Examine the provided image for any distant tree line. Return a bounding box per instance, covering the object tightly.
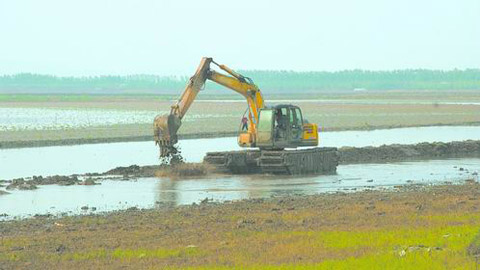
[1,69,479,94]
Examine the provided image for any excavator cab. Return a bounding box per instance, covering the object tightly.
[254,105,318,149]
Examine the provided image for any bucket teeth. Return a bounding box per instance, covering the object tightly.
[154,114,181,157]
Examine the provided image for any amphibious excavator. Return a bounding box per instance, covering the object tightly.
[154,57,337,175]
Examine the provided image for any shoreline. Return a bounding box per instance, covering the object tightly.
[1,183,479,269]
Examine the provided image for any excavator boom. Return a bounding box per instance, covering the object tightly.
[154,57,263,157]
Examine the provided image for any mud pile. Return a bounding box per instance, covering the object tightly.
[30,175,80,186]
[5,178,38,190]
[104,165,158,178]
[5,175,80,190]
[155,163,211,178]
[158,144,185,165]
[338,140,480,164]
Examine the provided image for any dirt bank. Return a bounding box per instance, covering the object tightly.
[0,132,237,149]
[2,122,480,149]
[338,140,480,164]
[1,182,480,269]
[102,165,159,178]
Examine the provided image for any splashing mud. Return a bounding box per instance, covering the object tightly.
[155,163,211,178]
[155,144,212,177]
[159,144,185,165]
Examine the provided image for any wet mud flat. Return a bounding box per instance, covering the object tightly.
[1,182,480,269]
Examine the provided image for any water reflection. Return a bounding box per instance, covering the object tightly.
[146,158,479,206]
[155,179,178,207]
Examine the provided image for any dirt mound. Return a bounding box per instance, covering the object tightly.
[104,165,158,177]
[339,140,480,164]
[32,175,79,186]
[104,163,212,179]
[6,178,38,190]
[155,163,211,178]
[6,175,81,190]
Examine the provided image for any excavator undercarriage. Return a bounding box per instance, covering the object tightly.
[204,147,338,175]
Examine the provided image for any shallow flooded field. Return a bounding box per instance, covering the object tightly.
[1,126,480,179]
[1,125,480,219]
[0,158,478,219]
[0,107,238,131]
[1,99,479,145]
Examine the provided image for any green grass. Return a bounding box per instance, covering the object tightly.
[2,169,480,269]
[62,247,201,261]
[177,225,479,270]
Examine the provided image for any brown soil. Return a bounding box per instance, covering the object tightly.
[2,123,480,150]
[104,163,211,179]
[0,132,237,149]
[1,183,479,269]
[155,163,212,178]
[103,165,159,178]
[338,140,480,164]
[5,175,80,190]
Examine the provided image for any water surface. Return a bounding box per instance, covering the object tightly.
[1,158,478,220]
[1,126,480,179]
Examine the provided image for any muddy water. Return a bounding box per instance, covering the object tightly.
[0,158,478,219]
[1,126,480,180]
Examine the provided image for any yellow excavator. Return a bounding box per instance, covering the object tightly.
[154,57,338,175]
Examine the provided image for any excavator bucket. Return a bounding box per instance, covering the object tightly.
[154,113,182,157]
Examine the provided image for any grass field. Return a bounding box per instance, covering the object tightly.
[1,183,480,269]
[1,90,479,147]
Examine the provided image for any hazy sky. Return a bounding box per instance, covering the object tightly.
[0,0,479,75]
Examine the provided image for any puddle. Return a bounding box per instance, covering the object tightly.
[0,158,478,220]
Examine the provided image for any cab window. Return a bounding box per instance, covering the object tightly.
[289,108,303,128]
[295,108,303,126]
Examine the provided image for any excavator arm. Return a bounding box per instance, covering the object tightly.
[154,57,264,157]
[153,57,211,157]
